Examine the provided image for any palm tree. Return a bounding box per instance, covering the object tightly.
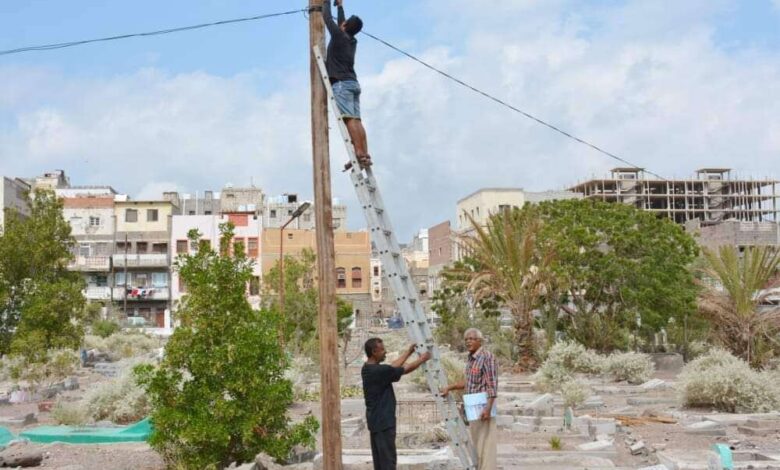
[699,245,780,368]
[451,208,554,368]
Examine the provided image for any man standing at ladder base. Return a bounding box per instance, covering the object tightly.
[322,0,372,170]
[442,328,498,469]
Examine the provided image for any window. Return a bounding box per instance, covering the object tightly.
[147,209,159,222]
[79,243,91,257]
[373,266,379,277]
[287,209,293,216]
[336,268,346,289]
[247,238,258,257]
[125,209,138,222]
[188,211,195,215]
[152,243,168,254]
[93,275,108,287]
[205,211,212,215]
[303,213,311,222]
[116,241,128,252]
[152,272,168,288]
[351,267,362,288]
[89,216,101,227]
[135,273,148,287]
[136,242,148,254]
[498,204,511,213]
[115,272,127,287]
[176,240,188,254]
[249,276,260,296]
[287,233,293,240]
[270,209,277,218]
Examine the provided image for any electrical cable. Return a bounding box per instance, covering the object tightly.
[362,31,666,180]
[0,9,306,57]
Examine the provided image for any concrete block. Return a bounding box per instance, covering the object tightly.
[577,440,614,451]
[686,420,726,436]
[639,379,669,390]
[626,396,678,406]
[745,418,780,429]
[510,422,535,433]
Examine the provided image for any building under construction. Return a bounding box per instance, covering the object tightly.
[569,168,780,247]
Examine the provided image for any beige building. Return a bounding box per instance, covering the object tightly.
[0,177,31,231]
[261,229,372,315]
[113,199,180,326]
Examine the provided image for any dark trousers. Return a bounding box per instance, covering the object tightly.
[369,427,397,470]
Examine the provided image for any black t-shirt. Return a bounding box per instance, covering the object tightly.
[361,363,404,432]
[323,2,358,83]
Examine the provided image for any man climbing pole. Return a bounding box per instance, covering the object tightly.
[322,0,371,170]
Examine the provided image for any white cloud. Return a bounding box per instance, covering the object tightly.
[2,0,780,240]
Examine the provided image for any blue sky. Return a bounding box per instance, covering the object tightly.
[1,0,780,239]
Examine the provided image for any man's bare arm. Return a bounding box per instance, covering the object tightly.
[390,344,416,368]
[321,0,340,36]
[402,351,431,375]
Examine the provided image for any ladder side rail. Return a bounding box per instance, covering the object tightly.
[313,47,477,469]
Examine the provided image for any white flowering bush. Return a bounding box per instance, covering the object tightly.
[83,366,151,424]
[604,352,654,384]
[84,332,161,361]
[560,380,591,408]
[52,400,89,426]
[534,341,605,391]
[411,351,466,396]
[679,349,780,413]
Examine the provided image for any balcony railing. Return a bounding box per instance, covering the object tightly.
[84,286,111,300]
[112,253,169,268]
[69,256,111,271]
[113,287,170,301]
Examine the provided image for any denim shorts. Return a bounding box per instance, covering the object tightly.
[332,80,361,119]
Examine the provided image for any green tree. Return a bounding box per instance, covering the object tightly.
[535,199,699,352]
[262,248,353,359]
[698,245,780,368]
[0,189,86,358]
[136,225,318,469]
[446,209,553,367]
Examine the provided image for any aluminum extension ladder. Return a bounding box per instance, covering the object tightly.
[314,47,478,470]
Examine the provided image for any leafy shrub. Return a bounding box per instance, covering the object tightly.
[91,319,120,339]
[604,352,654,384]
[560,380,591,408]
[52,400,88,426]
[136,225,318,469]
[534,341,605,391]
[549,435,562,451]
[679,349,780,412]
[6,349,79,392]
[84,332,160,361]
[84,366,151,424]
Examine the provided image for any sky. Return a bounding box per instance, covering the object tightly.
[1,0,780,241]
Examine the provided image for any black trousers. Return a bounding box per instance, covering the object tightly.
[369,427,397,470]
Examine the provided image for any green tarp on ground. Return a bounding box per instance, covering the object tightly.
[0,427,14,447]
[19,418,151,444]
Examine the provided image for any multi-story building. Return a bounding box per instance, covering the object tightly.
[170,212,263,310]
[220,186,264,215]
[0,177,31,230]
[261,229,372,315]
[63,194,117,306]
[264,194,348,231]
[31,169,69,191]
[164,190,221,216]
[568,168,780,247]
[113,198,179,326]
[427,220,454,295]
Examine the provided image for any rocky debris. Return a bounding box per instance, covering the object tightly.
[0,447,44,467]
[626,396,678,406]
[577,439,614,451]
[92,362,121,378]
[629,440,647,456]
[0,413,37,426]
[63,377,79,391]
[639,379,669,391]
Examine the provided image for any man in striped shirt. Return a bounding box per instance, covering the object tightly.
[442,328,498,469]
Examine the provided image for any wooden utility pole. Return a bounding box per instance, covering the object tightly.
[309,1,343,468]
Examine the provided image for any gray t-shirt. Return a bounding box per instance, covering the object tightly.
[323,2,358,83]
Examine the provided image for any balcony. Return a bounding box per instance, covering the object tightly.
[113,287,169,301]
[69,256,111,271]
[84,286,111,300]
[112,253,169,268]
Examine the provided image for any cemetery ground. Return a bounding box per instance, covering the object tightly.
[2,328,778,469]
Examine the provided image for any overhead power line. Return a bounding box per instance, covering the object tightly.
[0,9,306,57]
[362,31,666,180]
